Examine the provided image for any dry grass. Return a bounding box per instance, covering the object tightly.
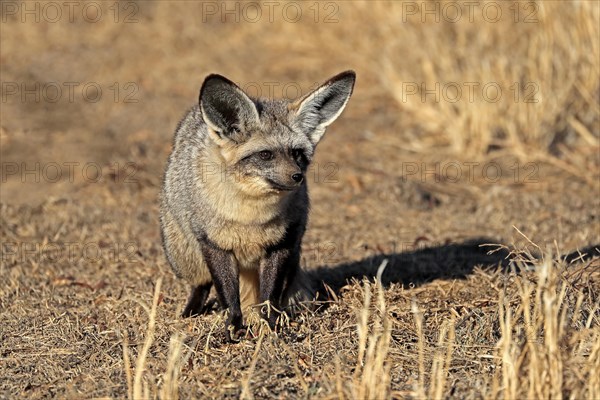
[489,249,600,399]
[1,0,599,398]
[380,1,600,157]
[103,244,599,399]
[349,262,392,399]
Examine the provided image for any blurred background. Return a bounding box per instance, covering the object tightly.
[2,0,598,201]
[0,0,598,268]
[2,0,599,259]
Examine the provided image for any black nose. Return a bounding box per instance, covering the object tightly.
[291,173,303,183]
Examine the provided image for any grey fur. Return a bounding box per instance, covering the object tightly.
[159,71,355,340]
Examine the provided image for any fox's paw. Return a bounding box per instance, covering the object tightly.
[225,326,247,342]
[261,311,278,331]
[225,312,246,342]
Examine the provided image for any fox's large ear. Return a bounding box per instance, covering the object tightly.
[291,70,355,145]
[199,74,260,145]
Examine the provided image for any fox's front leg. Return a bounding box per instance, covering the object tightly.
[199,238,244,342]
[259,246,300,329]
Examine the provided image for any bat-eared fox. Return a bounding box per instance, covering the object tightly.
[159,71,356,341]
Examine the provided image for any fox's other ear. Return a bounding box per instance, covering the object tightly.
[291,70,355,145]
[199,74,260,145]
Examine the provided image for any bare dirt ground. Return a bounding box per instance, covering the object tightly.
[1,1,599,398]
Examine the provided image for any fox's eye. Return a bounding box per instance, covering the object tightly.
[259,150,274,161]
[292,149,303,158]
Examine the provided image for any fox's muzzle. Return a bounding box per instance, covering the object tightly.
[267,171,304,191]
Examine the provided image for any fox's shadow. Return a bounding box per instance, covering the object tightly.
[305,238,599,298]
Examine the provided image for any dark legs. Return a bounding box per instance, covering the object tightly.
[182,282,213,317]
[191,233,303,341]
[201,242,244,342]
[259,248,299,328]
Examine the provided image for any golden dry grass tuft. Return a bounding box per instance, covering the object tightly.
[490,248,600,399]
[349,262,392,399]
